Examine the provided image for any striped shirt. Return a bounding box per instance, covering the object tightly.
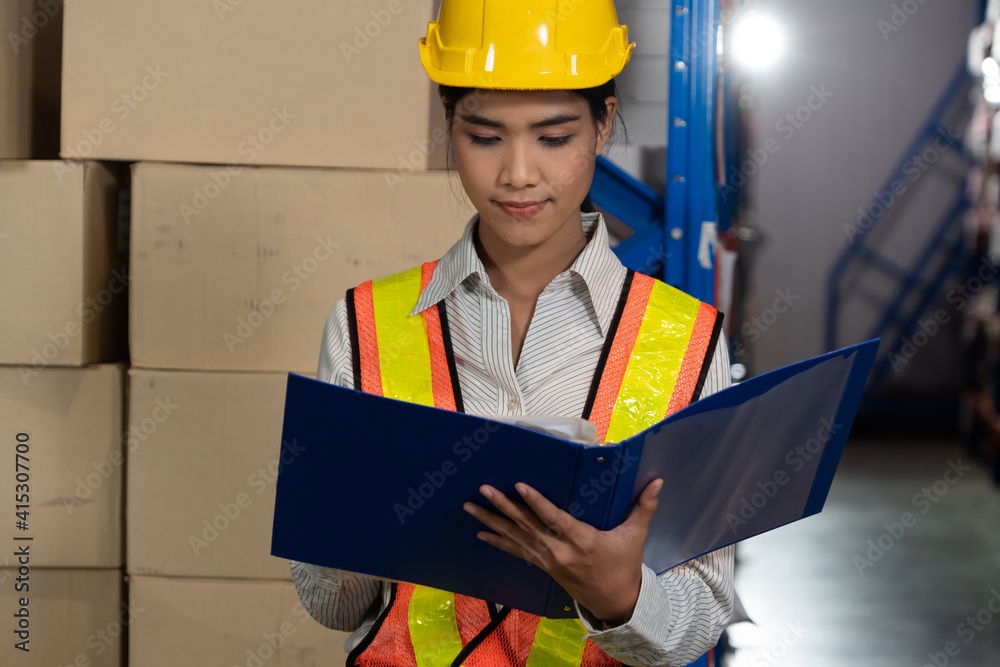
[290,211,734,666]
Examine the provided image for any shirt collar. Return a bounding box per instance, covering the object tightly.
[411,210,627,337]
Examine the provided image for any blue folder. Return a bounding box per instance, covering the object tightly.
[271,339,878,618]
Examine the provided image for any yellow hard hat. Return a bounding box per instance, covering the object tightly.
[418,0,636,90]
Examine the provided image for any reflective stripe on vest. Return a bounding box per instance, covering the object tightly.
[588,272,720,443]
[348,264,719,667]
[408,587,465,667]
[353,260,459,411]
[526,617,588,667]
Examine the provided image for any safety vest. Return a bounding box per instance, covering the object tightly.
[343,260,722,667]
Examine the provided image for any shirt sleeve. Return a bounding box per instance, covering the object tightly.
[289,298,386,633]
[574,334,736,666]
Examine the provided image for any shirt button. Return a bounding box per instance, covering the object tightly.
[507,398,519,410]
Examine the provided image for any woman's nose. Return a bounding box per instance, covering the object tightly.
[499,139,541,190]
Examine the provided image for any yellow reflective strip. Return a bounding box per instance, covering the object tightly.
[372,266,435,406]
[525,617,588,667]
[605,281,700,444]
[408,586,465,667]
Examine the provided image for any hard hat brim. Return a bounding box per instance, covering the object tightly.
[418,25,635,91]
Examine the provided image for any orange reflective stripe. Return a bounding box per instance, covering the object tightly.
[589,273,654,444]
[420,261,458,412]
[354,279,383,397]
[664,301,718,416]
[605,280,701,443]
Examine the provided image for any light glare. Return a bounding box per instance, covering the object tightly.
[732,11,785,71]
[984,57,1000,79]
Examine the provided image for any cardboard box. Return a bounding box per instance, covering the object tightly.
[0,160,127,367]
[0,0,62,158]
[129,576,350,667]
[128,368,319,580]
[61,0,450,169]
[0,568,123,667]
[0,364,125,568]
[130,162,475,372]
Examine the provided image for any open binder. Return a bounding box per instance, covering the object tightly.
[271,339,878,618]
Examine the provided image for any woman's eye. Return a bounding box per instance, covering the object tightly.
[541,136,574,147]
[467,135,574,147]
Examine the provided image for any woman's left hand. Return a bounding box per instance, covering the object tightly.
[463,478,663,626]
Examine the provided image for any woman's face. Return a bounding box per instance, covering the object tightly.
[447,89,616,252]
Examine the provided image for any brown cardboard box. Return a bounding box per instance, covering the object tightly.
[0,0,62,158]
[0,160,127,367]
[130,162,475,372]
[61,0,450,170]
[0,364,124,568]
[0,568,123,666]
[128,576,350,667]
[127,368,317,580]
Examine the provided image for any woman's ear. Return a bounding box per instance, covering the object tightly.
[595,96,618,155]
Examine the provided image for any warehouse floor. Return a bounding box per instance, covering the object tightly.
[726,434,1000,666]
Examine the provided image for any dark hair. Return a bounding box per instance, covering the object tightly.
[438,79,630,213]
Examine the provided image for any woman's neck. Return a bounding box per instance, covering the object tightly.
[473,211,589,303]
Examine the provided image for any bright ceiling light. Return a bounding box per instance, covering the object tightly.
[732,11,785,71]
[984,57,1000,79]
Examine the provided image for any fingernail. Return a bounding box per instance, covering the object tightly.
[654,481,663,496]
[464,503,475,514]
[516,483,528,496]
[481,486,493,499]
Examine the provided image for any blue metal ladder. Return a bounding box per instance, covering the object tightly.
[591,0,719,306]
[824,64,972,402]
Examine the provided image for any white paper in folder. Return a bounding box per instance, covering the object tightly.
[484,415,598,445]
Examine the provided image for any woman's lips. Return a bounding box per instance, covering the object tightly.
[495,200,548,219]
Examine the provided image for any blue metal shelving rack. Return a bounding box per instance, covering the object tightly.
[590,3,724,666]
[591,0,720,306]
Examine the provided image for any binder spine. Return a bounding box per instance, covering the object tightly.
[604,439,646,530]
[569,443,625,529]
[542,443,625,618]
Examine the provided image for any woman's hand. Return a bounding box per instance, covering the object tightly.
[463,478,663,626]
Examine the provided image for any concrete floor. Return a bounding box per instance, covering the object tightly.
[725,435,1000,666]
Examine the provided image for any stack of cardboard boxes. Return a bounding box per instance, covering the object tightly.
[2,2,131,665]
[4,0,478,663]
[53,0,474,664]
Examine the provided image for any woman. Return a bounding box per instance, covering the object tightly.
[291,1,734,665]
